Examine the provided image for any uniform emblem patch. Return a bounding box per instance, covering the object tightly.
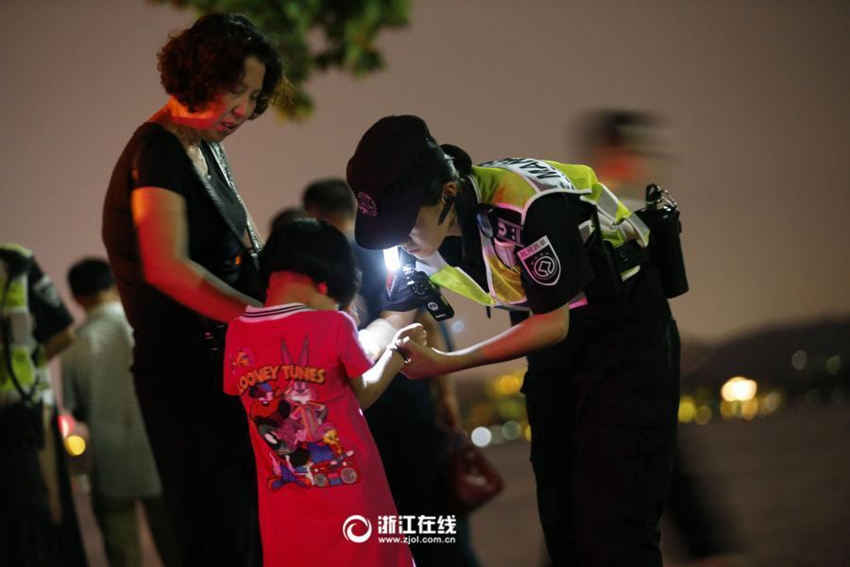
[517,235,561,286]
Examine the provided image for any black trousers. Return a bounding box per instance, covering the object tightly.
[522,265,680,566]
[0,403,56,567]
[133,348,260,567]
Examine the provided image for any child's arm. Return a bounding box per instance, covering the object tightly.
[350,348,405,409]
[350,324,425,409]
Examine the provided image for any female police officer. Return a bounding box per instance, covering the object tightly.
[347,115,681,565]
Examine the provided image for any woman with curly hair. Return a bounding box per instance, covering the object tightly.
[102,13,284,565]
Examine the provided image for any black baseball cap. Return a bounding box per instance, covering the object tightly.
[347,115,448,250]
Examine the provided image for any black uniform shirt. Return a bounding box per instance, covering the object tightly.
[27,258,74,344]
[102,123,248,367]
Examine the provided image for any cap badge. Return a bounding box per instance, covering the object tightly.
[357,192,378,217]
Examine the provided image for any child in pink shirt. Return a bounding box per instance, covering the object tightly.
[224,219,418,566]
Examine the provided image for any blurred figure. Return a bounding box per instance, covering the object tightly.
[302,179,479,566]
[63,258,178,567]
[269,206,307,234]
[0,243,79,566]
[580,109,741,565]
[302,179,386,326]
[578,109,672,212]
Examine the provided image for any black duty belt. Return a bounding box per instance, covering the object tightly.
[614,240,651,273]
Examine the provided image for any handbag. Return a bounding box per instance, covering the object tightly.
[444,431,504,516]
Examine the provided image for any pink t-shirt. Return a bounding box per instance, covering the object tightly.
[224,304,413,566]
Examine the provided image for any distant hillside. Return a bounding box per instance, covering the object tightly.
[682,317,849,396]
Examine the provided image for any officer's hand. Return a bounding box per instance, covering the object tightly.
[398,341,449,380]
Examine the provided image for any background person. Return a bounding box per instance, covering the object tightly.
[302,179,386,328]
[268,206,307,234]
[577,109,672,212]
[581,109,741,565]
[62,258,178,567]
[101,13,284,565]
[347,115,681,565]
[1,243,77,566]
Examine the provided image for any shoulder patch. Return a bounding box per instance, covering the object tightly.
[517,235,561,286]
[33,274,63,308]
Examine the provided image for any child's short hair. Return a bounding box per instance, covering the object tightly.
[260,218,360,307]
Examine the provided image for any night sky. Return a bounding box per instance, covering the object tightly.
[2,0,848,353]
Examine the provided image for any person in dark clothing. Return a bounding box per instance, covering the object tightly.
[347,115,681,566]
[1,243,79,566]
[63,258,179,566]
[302,179,387,327]
[268,207,307,234]
[101,14,284,566]
[581,109,740,564]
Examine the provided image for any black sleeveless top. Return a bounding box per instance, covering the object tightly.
[102,122,250,369]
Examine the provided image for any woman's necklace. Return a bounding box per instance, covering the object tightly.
[178,129,211,178]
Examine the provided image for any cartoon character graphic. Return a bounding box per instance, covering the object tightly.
[248,383,300,457]
[305,441,337,465]
[250,382,284,418]
[302,422,361,488]
[248,334,362,491]
[285,381,328,443]
[318,422,343,456]
[267,451,311,490]
[281,335,309,370]
[310,450,359,488]
[229,347,255,374]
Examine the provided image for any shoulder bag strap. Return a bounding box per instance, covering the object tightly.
[205,142,262,255]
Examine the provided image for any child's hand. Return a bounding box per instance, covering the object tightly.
[393,323,427,347]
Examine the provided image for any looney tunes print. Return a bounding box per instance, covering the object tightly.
[229,339,361,491]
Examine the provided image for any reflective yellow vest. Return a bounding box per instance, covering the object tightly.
[0,243,46,405]
[428,159,650,309]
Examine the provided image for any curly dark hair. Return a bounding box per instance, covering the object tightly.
[158,13,284,118]
[260,218,361,307]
